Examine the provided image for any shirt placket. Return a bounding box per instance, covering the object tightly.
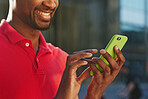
[24,41,46,87]
[20,40,38,71]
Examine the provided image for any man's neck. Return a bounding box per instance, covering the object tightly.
[7,16,40,53]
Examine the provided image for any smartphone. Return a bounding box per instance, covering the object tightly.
[90,34,128,75]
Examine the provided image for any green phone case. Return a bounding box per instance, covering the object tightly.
[90,34,128,75]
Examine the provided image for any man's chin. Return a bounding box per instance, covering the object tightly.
[36,26,50,31]
[33,22,51,31]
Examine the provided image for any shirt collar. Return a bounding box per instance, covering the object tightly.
[0,19,27,44]
[39,33,52,53]
[0,19,52,54]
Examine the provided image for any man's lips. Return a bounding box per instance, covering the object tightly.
[35,10,53,21]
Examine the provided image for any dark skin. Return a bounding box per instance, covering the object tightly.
[7,0,126,99]
[86,46,125,99]
[7,0,58,52]
[55,46,125,99]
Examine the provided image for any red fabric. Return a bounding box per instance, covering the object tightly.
[0,20,68,99]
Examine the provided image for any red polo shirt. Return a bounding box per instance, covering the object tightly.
[0,19,68,99]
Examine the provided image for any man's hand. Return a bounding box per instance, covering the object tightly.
[54,49,98,99]
[85,46,125,99]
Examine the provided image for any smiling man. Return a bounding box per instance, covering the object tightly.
[0,0,126,99]
[11,0,57,30]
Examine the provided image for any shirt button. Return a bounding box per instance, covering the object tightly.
[37,58,39,62]
[25,43,29,47]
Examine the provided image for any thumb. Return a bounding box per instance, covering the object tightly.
[76,67,91,84]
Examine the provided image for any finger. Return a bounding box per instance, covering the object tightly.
[115,57,118,62]
[76,67,91,84]
[100,49,119,70]
[92,57,111,77]
[80,58,94,65]
[73,49,98,54]
[68,60,88,76]
[114,45,125,67]
[67,52,92,64]
[90,63,102,79]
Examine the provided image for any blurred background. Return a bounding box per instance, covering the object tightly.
[1,0,148,99]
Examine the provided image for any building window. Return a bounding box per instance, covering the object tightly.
[120,0,147,82]
[120,0,145,31]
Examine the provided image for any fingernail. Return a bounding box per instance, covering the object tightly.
[115,45,119,50]
[83,61,88,64]
[100,49,106,54]
[86,53,92,56]
[92,57,98,60]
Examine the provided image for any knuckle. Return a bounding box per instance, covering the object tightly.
[104,53,112,59]
[94,71,101,77]
[67,54,79,62]
[69,64,77,72]
[112,63,119,70]
[114,66,119,70]
[105,66,111,73]
[91,66,100,75]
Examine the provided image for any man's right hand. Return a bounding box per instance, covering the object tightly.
[54,49,98,99]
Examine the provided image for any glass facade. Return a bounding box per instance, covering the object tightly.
[120,0,145,30]
[120,0,148,82]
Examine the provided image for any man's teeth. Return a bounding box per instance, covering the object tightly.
[37,11,50,16]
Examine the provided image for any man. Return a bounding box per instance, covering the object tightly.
[0,0,125,99]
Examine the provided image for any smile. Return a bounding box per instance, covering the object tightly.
[37,10,50,16]
[35,10,52,21]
